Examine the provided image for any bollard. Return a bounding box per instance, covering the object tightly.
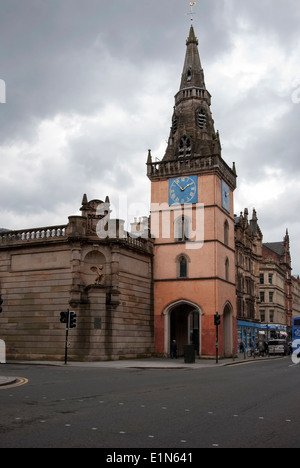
[0,340,6,364]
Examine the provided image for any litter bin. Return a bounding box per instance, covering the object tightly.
[184,344,195,364]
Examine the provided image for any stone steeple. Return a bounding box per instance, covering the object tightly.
[162,24,220,162]
[179,25,205,90]
[147,25,236,191]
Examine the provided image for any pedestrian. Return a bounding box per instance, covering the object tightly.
[171,340,177,359]
[264,340,269,355]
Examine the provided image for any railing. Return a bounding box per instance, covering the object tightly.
[0,225,67,245]
[175,87,211,106]
[125,233,153,252]
[0,224,153,253]
[147,154,236,188]
[147,154,217,177]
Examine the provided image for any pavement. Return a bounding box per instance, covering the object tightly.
[0,375,18,387]
[0,354,286,387]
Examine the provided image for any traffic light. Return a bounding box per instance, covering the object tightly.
[214,313,221,327]
[0,295,3,313]
[69,311,77,329]
[60,311,68,324]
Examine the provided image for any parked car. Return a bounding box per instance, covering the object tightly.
[268,339,289,356]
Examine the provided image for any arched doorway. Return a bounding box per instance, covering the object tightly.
[163,300,202,357]
[223,302,233,357]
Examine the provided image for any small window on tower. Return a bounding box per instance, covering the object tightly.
[186,138,191,156]
[197,109,207,129]
[187,69,192,82]
[179,135,192,158]
[175,253,190,279]
[225,258,230,282]
[172,117,178,134]
[224,220,229,246]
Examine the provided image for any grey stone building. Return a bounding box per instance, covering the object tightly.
[0,196,154,361]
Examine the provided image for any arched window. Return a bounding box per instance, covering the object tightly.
[180,256,188,278]
[225,257,230,282]
[175,216,190,242]
[224,220,229,246]
[179,135,192,158]
[176,254,191,279]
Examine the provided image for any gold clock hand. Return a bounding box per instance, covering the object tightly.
[175,181,184,191]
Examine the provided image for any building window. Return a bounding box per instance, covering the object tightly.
[172,117,178,134]
[269,292,274,303]
[224,220,229,246]
[180,257,187,278]
[179,135,192,158]
[175,216,190,242]
[237,297,243,317]
[197,109,207,129]
[269,310,274,323]
[260,292,265,303]
[260,310,265,322]
[260,273,264,284]
[268,274,273,284]
[176,254,190,279]
[225,258,230,282]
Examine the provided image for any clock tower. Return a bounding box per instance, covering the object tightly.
[147,25,237,358]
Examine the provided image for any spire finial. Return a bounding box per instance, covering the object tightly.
[187,2,197,24]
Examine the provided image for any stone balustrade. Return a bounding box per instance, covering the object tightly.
[0,225,67,244]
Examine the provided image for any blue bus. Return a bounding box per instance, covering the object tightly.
[293,317,300,340]
[292,317,300,359]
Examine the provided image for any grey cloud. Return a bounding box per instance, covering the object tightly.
[0,0,300,270]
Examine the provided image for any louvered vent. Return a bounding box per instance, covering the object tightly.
[198,109,206,129]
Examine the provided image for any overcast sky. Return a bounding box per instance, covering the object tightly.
[0,0,300,273]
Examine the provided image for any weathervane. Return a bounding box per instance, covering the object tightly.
[187,2,197,23]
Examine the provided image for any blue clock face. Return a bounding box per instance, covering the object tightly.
[222,180,230,213]
[169,175,198,206]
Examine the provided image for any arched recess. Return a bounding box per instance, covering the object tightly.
[81,250,107,287]
[162,299,204,357]
[223,301,234,357]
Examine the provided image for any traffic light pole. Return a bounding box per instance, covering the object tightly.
[214,313,221,365]
[216,322,219,365]
[64,309,70,365]
[60,309,76,365]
